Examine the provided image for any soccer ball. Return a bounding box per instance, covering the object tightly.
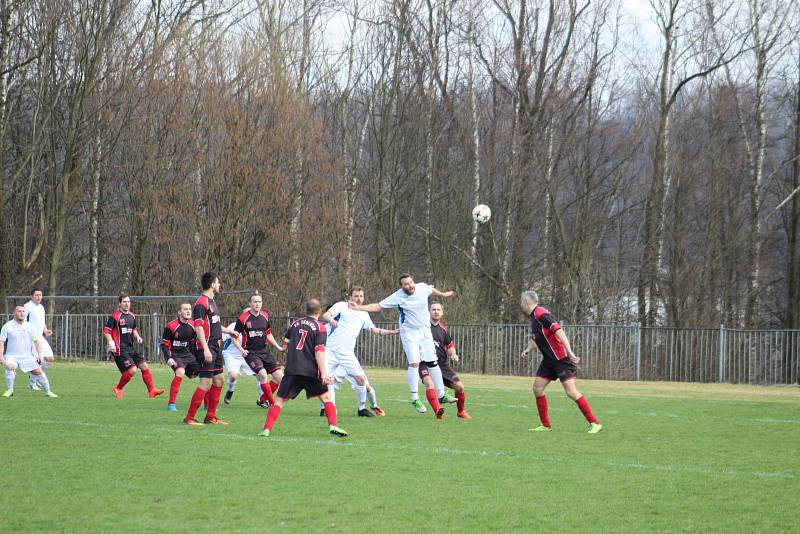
[472,204,491,224]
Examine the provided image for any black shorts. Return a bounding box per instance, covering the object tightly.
[114,351,145,373]
[245,350,282,375]
[418,361,461,389]
[170,352,199,379]
[197,343,224,378]
[276,374,328,401]
[536,358,577,382]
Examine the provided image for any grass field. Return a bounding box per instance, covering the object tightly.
[1,362,799,532]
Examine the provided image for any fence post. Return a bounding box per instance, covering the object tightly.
[64,310,70,359]
[152,312,159,359]
[481,324,488,374]
[718,324,725,383]
[635,322,641,381]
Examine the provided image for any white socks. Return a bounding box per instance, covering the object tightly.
[367,385,378,408]
[427,364,446,398]
[227,376,236,392]
[407,366,419,401]
[356,385,367,410]
[5,368,15,390]
[36,373,51,394]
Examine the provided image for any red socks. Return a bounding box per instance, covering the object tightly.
[575,396,598,424]
[186,388,206,421]
[206,385,223,419]
[456,391,466,413]
[260,382,275,404]
[264,404,282,430]
[269,380,279,393]
[535,395,551,428]
[116,369,134,389]
[169,376,182,404]
[323,401,337,426]
[141,368,155,392]
[425,389,441,413]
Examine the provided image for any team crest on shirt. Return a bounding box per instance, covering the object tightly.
[247,321,252,328]
[120,318,126,326]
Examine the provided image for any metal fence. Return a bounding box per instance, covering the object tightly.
[9,313,800,385]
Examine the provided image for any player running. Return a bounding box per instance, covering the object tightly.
[24,287,54,390]
[320,286,396,417]
[233,293,286,409]
[519,290,602,433]
[183,272,239,426]
[222,319,260,405]
[350,274,454,418]
[259,299,348,438]
[104,293,165,399]
[161,302,199,411]
[1,305,57,398]
[419,302,471,419]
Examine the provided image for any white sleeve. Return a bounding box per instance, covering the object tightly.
[362,314,376,331]
[0,325,7,342]
[327,302,347,319]
[379,291,401,309]
[417,283,433,297]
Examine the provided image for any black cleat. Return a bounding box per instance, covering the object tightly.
[224,390,234,404]
[358,408,376,417]
[256,399,271,409]
[319,408,325,417]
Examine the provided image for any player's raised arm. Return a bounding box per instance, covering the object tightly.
[431,288,455,298]
[349,301,382,313]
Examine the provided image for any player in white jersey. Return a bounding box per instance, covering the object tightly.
[350,274,454,418]
[221,318,260,404]
[0,304,57,397]
[24,287,54,389]
[320,286,398,417]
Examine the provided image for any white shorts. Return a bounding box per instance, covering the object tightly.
[399,327,436,365]
[326,349,365,385]
[223,351,255,376]
[4,353,41,373]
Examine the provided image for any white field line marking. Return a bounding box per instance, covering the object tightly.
[10,417,798,480]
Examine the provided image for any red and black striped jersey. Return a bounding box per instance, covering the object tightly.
[103,310,137,356]
[193,294,221,345]
[281,316,326,378]
[234,310,272,352]
[160,319,196,360]
[529,306,566,361]
[431,322,455,365]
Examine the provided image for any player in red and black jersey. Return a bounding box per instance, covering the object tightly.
[161,302,198,411]
[233,293,286,408]
[419,302,471,419]
[260,299,348,438]
[520,290,602,433]
[183,272,239,426]
[103,293,164,399]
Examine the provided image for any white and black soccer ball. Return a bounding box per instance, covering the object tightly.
[472,204,491,224]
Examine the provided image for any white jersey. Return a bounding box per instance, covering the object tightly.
[325,301,375,354]
[222,322,240,357]
[379,283,434,331]
[24,300,47,336]
[0,320,39,357]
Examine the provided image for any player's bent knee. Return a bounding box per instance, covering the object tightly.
[355,375,366,386]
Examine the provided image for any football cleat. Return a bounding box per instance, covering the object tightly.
[256,399,271,409]
[457,411,472,420]
[148,388,165,398]
[259,429,270,437]
[329,425,349,437]
[372,406,385,417]
[587,423,603,434]
[319,408,325,417]
[112,386,124,398]
[357,408,376,417]
[203,417,228,426]
[439,394,457,404]
[223,390,234,404]
[167,403,178,412]
[44,391,59,398]
[411,399,427,413]
[529,425,552,432]
[435,407,445,420]
[183,418,204,426]
[2,389,13,398]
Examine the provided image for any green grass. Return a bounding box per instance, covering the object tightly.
[1,362,798,532]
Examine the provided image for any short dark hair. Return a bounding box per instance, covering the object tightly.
[31,287,43,295]
[398,273,413,284]
[306,299,321,315]
[201,272,218,290]
[250,291,262,301]
[178,301,192,309]
[349,286,365,295]
[118,292,130,303]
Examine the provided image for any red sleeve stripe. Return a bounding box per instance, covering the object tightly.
[550,323,561,332]
[446,342,455,350]
[314,344,326,352]
[103,327,112,334]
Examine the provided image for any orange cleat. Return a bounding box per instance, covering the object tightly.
[148,388,165,398]
[203,417,228,426]
[183,418,204,426]
[457,411,472,420]
[435,407,445,420]
[372,406,385,417]
[112,386,124,398]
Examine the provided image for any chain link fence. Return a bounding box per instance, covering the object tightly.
[9,313,800,385]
